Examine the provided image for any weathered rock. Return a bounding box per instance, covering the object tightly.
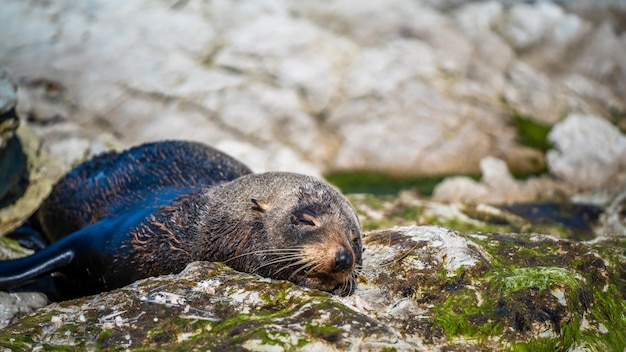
[598,190,626,236]
[0,69,24,205]
[350,191,607,239]
[0,75,70,235]
[495,2,589,52]
[0,70,16,116]
[15,77,116,171]
[432,156,567,204]
[0,292,48,329]
[0,123,64,236]
[547,114,626,190]
[1,225,624,351]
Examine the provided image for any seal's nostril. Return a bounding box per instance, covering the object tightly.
[334,251,353,271]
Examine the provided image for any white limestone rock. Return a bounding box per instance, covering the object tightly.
[547,114,626,189]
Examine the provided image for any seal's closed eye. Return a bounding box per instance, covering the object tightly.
[291,212,316,227]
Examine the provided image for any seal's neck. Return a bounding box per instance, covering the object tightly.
[179,187,266,273]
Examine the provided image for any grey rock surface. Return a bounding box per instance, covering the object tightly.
[547,114,626,189]
[432,156,567,204]
[0,71,23,204]
[0,292,48,330]
[0,70,16,116]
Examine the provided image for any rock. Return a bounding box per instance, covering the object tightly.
[0,70,16,116]
[547,114,626,189]
[600,190,626,236]
[502,61,571,125]
[214,139,321,177]
[0,71,83,235]
[15,77,116,170]
[0,70,25,205]
[0,121,64,235]
[432,175,491,204]
[570,21,626,101]
[432,156,566,204]
[496,2,583,51]
[0,292,48,329]
[1,225,624,351]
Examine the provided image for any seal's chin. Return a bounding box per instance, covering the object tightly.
[302,275,355,296]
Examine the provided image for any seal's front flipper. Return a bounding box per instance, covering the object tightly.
[5,220,49,251]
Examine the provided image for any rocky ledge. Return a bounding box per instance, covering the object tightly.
[1,224,624,351]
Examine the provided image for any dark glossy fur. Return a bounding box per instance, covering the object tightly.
[0,141,362,301]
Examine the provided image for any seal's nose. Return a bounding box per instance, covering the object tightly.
[334,250,353,271]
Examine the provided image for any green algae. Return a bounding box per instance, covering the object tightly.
[510,111,552,153]
[305,323,344,342]
[362,219,625,351]
[350,193,595,240]
[0,235,33,257]
[97,329,114,342]
[424,215,517,235]
[260,331,290,347]
[434,287,503,340]
[432,232,626,351]
[325,170,478,196]
[0,336,35,351]
[490,267,581,292]
[433,265,582,348]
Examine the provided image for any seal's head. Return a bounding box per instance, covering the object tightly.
[205,172,362,295]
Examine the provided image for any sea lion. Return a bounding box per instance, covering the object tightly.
[0,141,362,301]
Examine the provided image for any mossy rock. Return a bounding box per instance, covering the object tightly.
[2,226,624,351]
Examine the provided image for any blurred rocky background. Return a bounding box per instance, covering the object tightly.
[3,0,625,237]
[1,0,625,199]
[1,0,625,235]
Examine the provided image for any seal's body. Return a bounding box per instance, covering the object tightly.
[0,141,362,300]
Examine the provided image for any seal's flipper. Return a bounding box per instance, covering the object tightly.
[5,220,48,251]
[0,242,74,291]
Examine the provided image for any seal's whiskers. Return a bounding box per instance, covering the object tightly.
[222,247,305,264]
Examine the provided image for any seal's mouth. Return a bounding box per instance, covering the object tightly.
[302,274,356,296]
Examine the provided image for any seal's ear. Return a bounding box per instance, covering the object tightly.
[251,198,271,212]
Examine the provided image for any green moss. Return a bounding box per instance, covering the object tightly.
[261,332,289,347]
[296,338,309,347]
[423,216,513,235]
[0,236,21,246]
[433,253,599,349]
[0,235,33,256]
[260,288,288,305]
[305,323,344,342]
[510,112,552,153]
[491,267,580,292]
[37,345,76,352]
[434,288,503,340]
[511,338,561,352]
[146,329,167,338]
[325,170,478,196]
[512,309,586,352]
[578,282,626,351]
[608,106,626,134]
[0,336,35,350]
